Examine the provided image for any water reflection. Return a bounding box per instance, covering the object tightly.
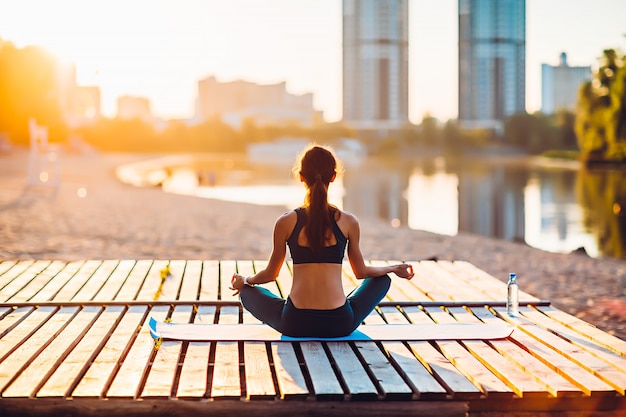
[141,154,626,259]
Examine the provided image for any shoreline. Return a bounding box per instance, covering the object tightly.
[1,148,625,339]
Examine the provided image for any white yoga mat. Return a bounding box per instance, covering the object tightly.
[149,317,513,341]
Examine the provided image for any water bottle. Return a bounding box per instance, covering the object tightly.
[507,273,519,316]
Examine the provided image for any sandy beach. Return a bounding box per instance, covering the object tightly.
[1,148,625,340]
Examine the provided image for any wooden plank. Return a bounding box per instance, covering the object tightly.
[244,342,276,399]
[70,260,119,301]
[517,307,626,387]
[3,306,102,398]
[493,307,623,396]
[156,260,186,300]
[27,261,85,302]
[0,306,34,339]
[378,306,450,399]
[402,262,454,302]
[0,260,51,302]
[176,305,216,398]
[0,306,54,360]
[0,260,19,278]
[369,260,431,302]
[424,306,515,399]
[252,260,285,298]
[92,260,136,301]
[114,260,153,301]
[0,306,79,393]
[106,305,170,398]
[141,306,194,398]
[326,341,378,399]
[401,306,501,399]
[537,305,626,358]
[0,260,35,293]
[37,306,125,398]
[135,260,170,301]
[420,261,485,301]
[300,341,343,399]
[52,260,102,301]
[210,303,241,399]
[198,260,219,301]
[71,305,148,398]
[5,260,66,303]
[271,342,309,399]
[218,260,239,302]
[353,341,413,399]
[450,307,583,398]
[178,260,202,301]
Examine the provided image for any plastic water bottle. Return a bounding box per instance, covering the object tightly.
[507,273,519,316]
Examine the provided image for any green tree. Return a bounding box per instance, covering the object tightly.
[575,49,626,162]
[0,40,65,144]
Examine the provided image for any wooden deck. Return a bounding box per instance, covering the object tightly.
[0,259,625,416]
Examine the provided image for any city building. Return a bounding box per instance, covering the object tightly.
[342,0,409,132]
[196,76,321,128]
[541,52,591,114]
[56,61,101,128]
[117,95,152,123]
[458,0,526,131]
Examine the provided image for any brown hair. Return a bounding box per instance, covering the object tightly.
[294,144,341,254]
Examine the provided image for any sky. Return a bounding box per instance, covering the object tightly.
[0,0,624,124]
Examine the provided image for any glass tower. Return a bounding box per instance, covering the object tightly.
[342,0,409,131]
[458,0,526,129]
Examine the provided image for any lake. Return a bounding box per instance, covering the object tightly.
[122,153,626,259]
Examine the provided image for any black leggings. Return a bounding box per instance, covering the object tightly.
[239,275,391,338]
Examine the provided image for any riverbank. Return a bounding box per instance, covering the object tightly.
[1,148,625,339]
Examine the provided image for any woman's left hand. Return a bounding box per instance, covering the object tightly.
[230,273,245,295]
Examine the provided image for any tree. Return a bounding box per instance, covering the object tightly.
[575,49,626,162]
[0,40,65,145]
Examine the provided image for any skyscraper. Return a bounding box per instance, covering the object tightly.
[458,0,526,130]
[342,0,409,132]
[541,53,591,114]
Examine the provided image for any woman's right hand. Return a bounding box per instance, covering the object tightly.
[392,263,414,280]
[230,273,245,295]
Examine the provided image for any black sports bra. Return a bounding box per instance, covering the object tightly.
[287,208,347,264]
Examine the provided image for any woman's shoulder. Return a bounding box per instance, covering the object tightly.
[336,209,359,228]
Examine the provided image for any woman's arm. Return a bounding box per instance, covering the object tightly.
[231,212,292,294]
[346,214,414,280]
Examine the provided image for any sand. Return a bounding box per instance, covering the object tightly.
[1,148,625,340]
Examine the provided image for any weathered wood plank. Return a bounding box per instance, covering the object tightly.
[271,342,309,399]
[326,341,378,399]
[0,306,34,339]
[156,260,185,300]
[27,261,84,302]
[210,304,241,399]
[0,306,53,360]
[141,306,194,398]
[114,260,153,301]
[0,260,19,278]
[452,307,583,398]
[135,260,170,301]
[198,260,219,301]
[106,306,170,398]
[0,306,79,393]
[52,260,102,301]
[72,305,148,398]
[370,260,431,302]
[5,260,66,303]
[92,260,136,302]
[178,260,202,301]
[486,307,617,397]
[218,260,238,302]
[175,306,215,398]
[0,260,35,293]
[415,261,484,301]
[2,306,99,397]
[37,306,125,398]
[300,341,343,399]
[354,341,414,399]
[71,260,119,301]
[244,342,276,399]
[0,260,51,302]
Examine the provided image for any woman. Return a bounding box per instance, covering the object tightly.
[230,144,414,337]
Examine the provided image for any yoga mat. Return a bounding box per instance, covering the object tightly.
[149,317,513,341]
